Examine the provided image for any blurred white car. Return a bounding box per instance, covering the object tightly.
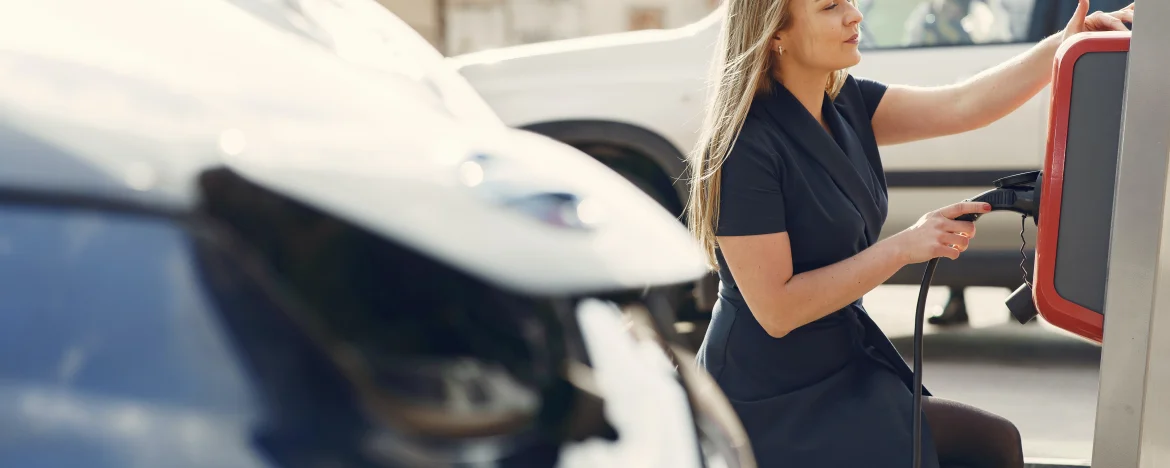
[449,0,1132,324]
[0,0,753,467]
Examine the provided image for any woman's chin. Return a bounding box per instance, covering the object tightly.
[837,52,863,69]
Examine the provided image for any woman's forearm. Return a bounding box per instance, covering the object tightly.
[952,33,1064,130]
[761,239,907,337]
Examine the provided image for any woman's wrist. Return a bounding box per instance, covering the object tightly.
[1029,33,1065,75]
[872,235,911,271]
[1048,30,1070,52]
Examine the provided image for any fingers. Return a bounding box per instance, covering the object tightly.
[1090,11,1130,30]
[1111,8,1134,24]
[937,201,991,220]
[940,232,971,252]
[1069,0,1090,27]
[1083,6,1132,32]
[1066,0,1136,37]
[934,244,962,260]
[939,218,976,237]
[913,202,989,262]
[931,233,969,261]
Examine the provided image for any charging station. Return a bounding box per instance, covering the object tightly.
[1032,31,1132,344]
[906,6,1170,465]
[1022,3,1170,465]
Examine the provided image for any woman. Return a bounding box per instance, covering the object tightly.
[687,0,1134,467]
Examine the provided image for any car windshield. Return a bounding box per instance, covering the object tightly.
[226,0,503,126]
[0,205,268,467]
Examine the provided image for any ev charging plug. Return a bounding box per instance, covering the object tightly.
[953,170,1042,223]
[953,170,1043,325]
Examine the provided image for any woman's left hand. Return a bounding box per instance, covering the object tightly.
[1061,0,1135,42]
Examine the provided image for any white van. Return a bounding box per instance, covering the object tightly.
[449,0,1130,325]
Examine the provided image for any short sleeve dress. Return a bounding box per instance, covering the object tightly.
[694,75,942,468]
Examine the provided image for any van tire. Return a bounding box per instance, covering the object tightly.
[611,165,675,213]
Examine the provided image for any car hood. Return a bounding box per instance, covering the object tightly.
[223,122,709,296]
[0,0,709,297]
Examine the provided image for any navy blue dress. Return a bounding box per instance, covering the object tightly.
[695,75,941,468]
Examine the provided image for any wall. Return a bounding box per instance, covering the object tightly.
[376,0,442,47]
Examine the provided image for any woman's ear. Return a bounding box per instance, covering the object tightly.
[771,33,784,55]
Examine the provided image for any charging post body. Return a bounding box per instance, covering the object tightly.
[1089,1,1170,465]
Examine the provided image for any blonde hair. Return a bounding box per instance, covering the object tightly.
[686,0,850,270]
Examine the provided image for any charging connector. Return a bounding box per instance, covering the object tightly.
[953,182,1041,223]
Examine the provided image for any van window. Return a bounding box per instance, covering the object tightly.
[859,0,1038,49]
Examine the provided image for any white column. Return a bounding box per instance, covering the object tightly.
[1093,1,1170,466]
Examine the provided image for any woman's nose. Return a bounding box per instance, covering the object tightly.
[844,1,863,24]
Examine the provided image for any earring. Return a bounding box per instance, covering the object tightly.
[777,45,784,55]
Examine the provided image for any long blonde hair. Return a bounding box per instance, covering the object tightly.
[686,0,850,270]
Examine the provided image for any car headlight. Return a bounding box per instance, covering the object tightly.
[618,302,757,468]
[674,344,757,468]
[455,153,606,231]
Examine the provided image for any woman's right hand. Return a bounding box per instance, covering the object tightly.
[888,201,991,264]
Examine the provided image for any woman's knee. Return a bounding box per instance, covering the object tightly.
[923,397,1023,467]
[987,414,1023,461]
[974,405,1022,456]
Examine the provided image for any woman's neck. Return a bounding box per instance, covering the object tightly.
[774,66,831,128]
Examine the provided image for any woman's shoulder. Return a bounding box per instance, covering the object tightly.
[716,116,793,237]
[728,114,793,165]
[837,74,889,120]
[840,74,889,98]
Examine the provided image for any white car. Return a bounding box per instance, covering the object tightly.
[449,0,1132,326]
[0,1,753,467]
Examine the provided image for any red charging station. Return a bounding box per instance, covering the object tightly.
[1033,31,1132,344]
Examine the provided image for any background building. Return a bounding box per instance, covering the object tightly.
[377,0,721,56]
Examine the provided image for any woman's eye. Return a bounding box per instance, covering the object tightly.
[825,1,838,10]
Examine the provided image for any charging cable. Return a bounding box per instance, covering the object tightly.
[910,171,1041,468]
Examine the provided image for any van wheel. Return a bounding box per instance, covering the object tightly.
[611,165,676,213]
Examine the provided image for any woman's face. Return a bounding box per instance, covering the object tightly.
[775,0,864,74]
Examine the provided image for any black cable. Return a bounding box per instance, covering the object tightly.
[912,258,938,468]
[912,217,1026,467]
[1020,215,1033,289]
[908,178,1039,466]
